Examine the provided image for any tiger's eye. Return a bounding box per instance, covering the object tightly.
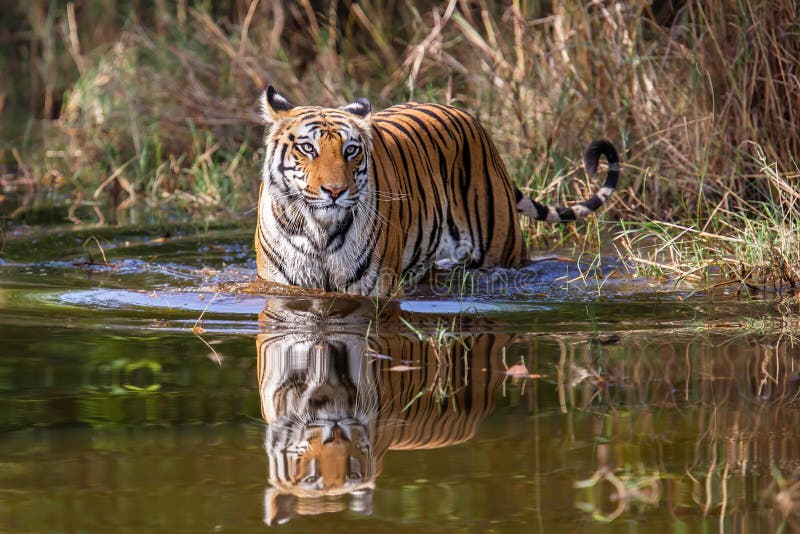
[300,142,315,154]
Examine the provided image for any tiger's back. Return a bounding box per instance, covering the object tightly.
[369,103,527,281]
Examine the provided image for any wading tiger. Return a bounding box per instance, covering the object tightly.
[256,86,619,296]
[257,298,511,525]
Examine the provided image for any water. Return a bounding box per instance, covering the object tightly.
[1,222,799,532]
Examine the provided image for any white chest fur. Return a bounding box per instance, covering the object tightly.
[260,190,378,292]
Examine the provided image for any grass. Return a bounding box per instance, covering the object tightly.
[400,316,470,404]
[2,1,798,288]
[617,144,800,292]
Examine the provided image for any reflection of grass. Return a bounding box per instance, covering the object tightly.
[770,467,800,529]
[736,315,800,348]
[575,465,661,523]
[547,332,800,526]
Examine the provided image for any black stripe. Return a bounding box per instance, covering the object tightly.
[390,108,467,234]
[396,110,451,147]
[344,240,375,286]
[272,200,304,237]
[393,106,459,143]
[343,205,382,287]
[475,126,496,261]
[556,206,577,221]
[376,124,427,271]
[458,123,485,258]
[276,143,292,174]
[439,108,472,209]
[383,115,445,266]
[531,199,550,220]
[260,233,295,284]
[580,194,603,212]
[330,343,359,399]
[327,210,354,252]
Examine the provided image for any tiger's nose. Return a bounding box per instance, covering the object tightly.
[323,425,348,444]
[320,184,348,199]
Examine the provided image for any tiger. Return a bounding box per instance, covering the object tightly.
[256,86,619,296]
[257,297,512,524]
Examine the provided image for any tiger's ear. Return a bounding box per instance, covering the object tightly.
[264,488,295,526]
[340,97,372,119]
[260,86,295,123]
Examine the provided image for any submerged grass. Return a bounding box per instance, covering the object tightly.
[2,1,798,287]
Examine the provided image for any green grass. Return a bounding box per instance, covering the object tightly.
[618,145,800,291]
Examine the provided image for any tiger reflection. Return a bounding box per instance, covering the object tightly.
[257,299,511,525]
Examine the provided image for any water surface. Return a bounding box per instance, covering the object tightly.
[1,223,798,532]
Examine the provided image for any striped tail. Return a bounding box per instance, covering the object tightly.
[516,140,620,223]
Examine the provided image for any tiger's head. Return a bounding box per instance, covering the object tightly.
[259,86,373,226]
[264,414,376,524]
[259,333,379,525]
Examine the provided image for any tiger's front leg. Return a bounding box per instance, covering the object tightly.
[433,236,478,270]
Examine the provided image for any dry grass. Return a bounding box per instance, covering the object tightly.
[618,144,800,291]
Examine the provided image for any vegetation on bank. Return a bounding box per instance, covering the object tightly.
[1,1,798,289]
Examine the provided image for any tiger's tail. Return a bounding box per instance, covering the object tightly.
[516,140,619,223]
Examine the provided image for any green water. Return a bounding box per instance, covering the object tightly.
[1,222,799,533]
